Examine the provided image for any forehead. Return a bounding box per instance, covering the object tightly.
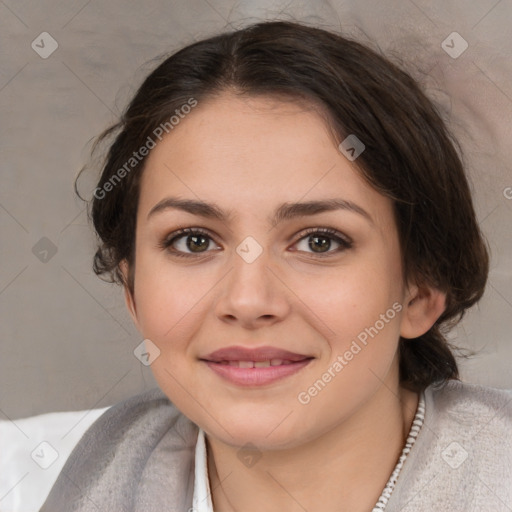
[149,92,338,169]
[138,92,393,227]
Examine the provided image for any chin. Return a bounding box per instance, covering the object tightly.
[204,410,307,451]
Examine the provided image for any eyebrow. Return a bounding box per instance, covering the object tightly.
[147,196,374,227]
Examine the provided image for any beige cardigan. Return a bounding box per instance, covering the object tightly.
[39,380,512,511]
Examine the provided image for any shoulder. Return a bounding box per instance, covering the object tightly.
[387,380,512,511]
[40,387,198,511]
[427,379,512,435]
[424,379,512,463]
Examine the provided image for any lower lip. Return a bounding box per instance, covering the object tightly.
[203,359,313,386]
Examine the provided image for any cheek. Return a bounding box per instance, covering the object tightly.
[293,271,404,417]
[291,254,403,337]
[132,253,208,342]
[298,259,404,388]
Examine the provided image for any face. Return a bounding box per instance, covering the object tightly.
[123,92,422,450]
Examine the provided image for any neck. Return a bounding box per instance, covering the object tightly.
[206,383,419,512]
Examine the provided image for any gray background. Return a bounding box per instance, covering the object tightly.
[1,0,511,421]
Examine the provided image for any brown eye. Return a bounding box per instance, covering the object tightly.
[182,233,210,253]
[308,235,332,253]
[294,228,352,256]
[159,228,220,258]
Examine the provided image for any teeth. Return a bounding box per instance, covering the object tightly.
[218,359,294,368]
[254,360,271,368]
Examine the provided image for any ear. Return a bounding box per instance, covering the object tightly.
[399,281,447,339]
[119,259,141,332]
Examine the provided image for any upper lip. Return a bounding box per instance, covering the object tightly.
[201,345,313,363]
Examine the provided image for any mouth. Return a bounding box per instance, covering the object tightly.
[199,345,314,387]
[206,359,309,367]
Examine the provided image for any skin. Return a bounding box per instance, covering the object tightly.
[121,92,446,512]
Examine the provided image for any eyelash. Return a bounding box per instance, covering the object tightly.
[158,227,353,259]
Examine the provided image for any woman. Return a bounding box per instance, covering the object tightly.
[40,20,512,512]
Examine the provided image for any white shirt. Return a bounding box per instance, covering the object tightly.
[192,428,214,512]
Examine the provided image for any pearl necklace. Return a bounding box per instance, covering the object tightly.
[371,391,426,511]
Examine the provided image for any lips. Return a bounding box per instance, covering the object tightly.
[201,345,314,386]
[201,345,313,364]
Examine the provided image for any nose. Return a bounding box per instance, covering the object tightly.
[214,245,291,330]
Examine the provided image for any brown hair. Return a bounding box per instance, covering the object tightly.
[79,20,489,393]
